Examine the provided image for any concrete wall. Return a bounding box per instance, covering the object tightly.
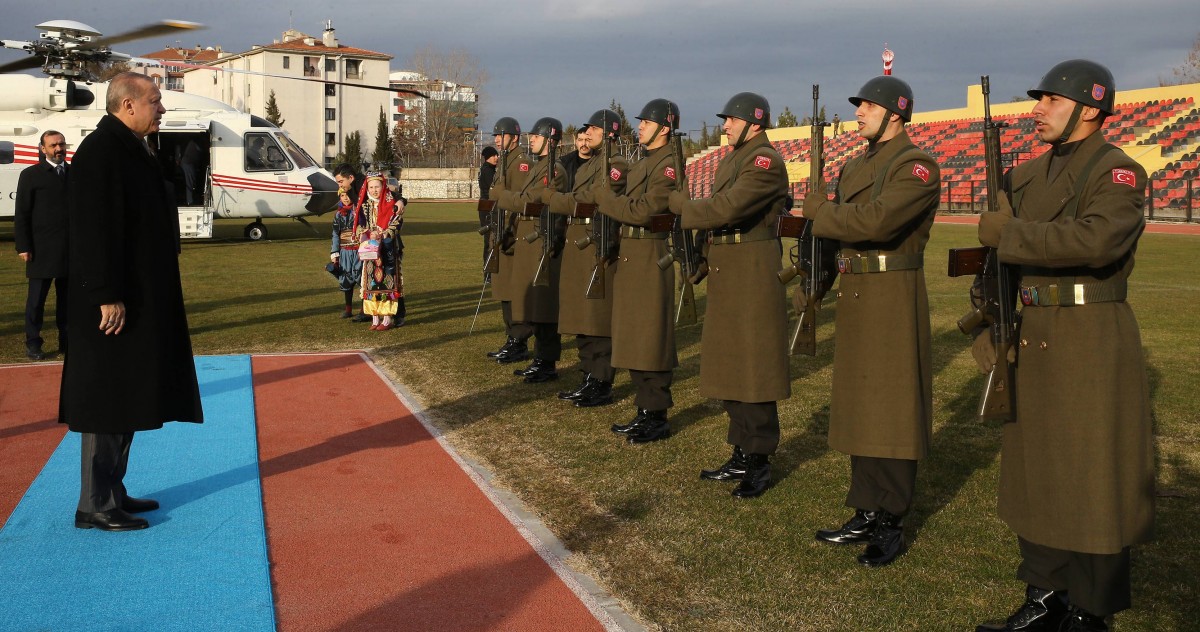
[398,167,477,199]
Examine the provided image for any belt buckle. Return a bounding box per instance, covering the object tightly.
[1020,287,1035,306]
[836,258,849,274]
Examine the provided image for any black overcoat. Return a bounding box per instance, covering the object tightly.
[14,158,70,279]
[59,114,204,433]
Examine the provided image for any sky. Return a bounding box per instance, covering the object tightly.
[4,1,1200,139]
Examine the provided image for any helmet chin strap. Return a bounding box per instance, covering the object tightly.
[869,112,891,145]
[645,121,665,147]
[1056,102,1084,145]
[733,119,752,148]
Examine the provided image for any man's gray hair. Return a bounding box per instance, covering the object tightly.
[105,72,154,114]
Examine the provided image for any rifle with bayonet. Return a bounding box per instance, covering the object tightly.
[778,85,837,356]
[654,130,705,325]
[946,75,1016,421]
[479,148,510,275]
[581,132,619,299]
[525,137,560,287]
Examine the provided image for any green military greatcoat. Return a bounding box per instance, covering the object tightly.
[497,154,566,324]
[488,149,531,302]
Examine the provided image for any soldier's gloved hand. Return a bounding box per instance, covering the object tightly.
[978,195,1014,247]
[803,192,828,221]
[668,189,687,215]
[541,188,554,205]
[971,328,997,374]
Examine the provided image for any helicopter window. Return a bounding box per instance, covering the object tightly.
[273,132,315,169]
[244,132,292,172]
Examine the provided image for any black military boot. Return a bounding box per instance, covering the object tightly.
[487,337,516,358]
[700,446,749,482]
[575,380,614,408]
[514,359,558,383]
[558,373,593,400]
[815,509,879,545]
[627,410,670,444]
[731,453,771,498]
[975,585,1069,632]
[495,339,530,364]
[1060,608,1109,632]
[857,510,906,567]
[611,409,648,434]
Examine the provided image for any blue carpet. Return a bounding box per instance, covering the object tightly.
[0,355,275,632]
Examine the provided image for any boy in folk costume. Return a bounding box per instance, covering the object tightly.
[329,189,365,318]
[354,174,406,330]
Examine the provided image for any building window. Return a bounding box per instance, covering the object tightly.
[346,59,362,79]
[282,56,290,70]
[326,133,336,146]
[392,97,400,106]
[325,83,336,97]
[325,108,336,121]
[392,113,400,122]
[325,59,336,73]
[304,56,318,77]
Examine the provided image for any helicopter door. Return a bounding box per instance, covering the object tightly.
[153,121,213,238]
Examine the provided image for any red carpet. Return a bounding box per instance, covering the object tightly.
[0,364,67,524]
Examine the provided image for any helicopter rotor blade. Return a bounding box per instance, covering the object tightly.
[0,56,44,74]
[87,20,203,50]
[169,59,430,98]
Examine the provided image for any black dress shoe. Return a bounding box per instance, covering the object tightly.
[1060,608,1109,632]
[857,511,906,567]
[488,337,516,358]
[627,410,670,444]
[122,496,160,513]
[495,341,530,364]
[26,346,45,361]
[75,509,149,531]
[731,454,771,498]
[351,313,371,323]
[700,446,749,482]
[558,374,593,400]
[975,585,1069,632]
[575,380,614,408]
[611,409,648,434]
[519,359,558,383]
[340,310,354,319]
[816,509,879,544]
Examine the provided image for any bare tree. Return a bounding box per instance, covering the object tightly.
[1161,31,1200,86]
[402,45,488,168]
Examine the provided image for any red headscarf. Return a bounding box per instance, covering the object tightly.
[353,174,397,233]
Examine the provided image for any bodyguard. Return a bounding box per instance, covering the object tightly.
[15,130,71,361]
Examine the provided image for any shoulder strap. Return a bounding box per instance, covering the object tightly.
[870,144,919,201]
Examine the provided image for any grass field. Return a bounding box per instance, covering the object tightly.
[2,204,1197,631]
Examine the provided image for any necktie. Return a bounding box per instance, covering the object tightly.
[55,164,64,178]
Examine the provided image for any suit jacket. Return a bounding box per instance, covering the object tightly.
[59,114,204,434]
[14,158,70,279]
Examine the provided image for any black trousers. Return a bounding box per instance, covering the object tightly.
[577,335,615,382]
[78,432,134,513]
[25,276,68,349]
[845,455,917,517]
[532,322,561,362]
[501,302,534,340]
[1017,537,1132,616]
[723,400,780,455]
[629,369,673,411]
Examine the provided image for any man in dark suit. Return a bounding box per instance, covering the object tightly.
[60,72,204,532]
[14,130,70,361]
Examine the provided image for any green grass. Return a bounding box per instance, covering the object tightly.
[2,205,1197,631]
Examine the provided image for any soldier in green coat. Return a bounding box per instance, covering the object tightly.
[668,92,790,498]
[804,76,940,567]
[486,117,535,364]
[592,99,681,443]
[972,60,1154,632]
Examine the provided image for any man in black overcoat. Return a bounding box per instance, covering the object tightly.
[14,130,71,360]
[60,72,204,532]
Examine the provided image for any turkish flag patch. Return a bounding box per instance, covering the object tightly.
[543,176,548,185]
[754,155,772,170]
[664,166,676,180]
[1112,168,1136,187]
[912,163,930,183]
[519,163,530,172]
[610,167,622,181]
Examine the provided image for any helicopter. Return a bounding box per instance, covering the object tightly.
[0,19,342,240]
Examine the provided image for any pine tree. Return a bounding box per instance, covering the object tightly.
[371,106,397,173]
[609,99,638,154]
[776,106,798,128]
[265,90,286,127]
[700,121,711,147]
[335,131,364,173]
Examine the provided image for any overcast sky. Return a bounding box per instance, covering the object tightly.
[5,1,1199,138]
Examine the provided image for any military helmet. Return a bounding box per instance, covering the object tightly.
[585,109,622,137]
[492,116,521,136]
[636,98,680,131]
[1027,59,1116,115]
[849,76,914,121]
[529,117,563,142]
[717,92,771,128]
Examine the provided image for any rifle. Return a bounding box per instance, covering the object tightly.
[654,130,704,325]
[947,75,1016,422]
[480,148,510,274]
[525,138,559,287]
[582,133,619,299]
[778,85,836,356]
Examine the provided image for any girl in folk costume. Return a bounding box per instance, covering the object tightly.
[354,174,406,330]
[329,189,366,319]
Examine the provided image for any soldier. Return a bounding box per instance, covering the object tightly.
[803,76,940,566]
[972,60,1154,632]
[668,92,790,498]
[591,99,680,443]
[485,117,535,364]
[545,111,628,406]
[494,117,567,383]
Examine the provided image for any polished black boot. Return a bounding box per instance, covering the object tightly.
[700,446,749,482]
[975,585,1069,631]
[514,358,558,383]
[627,410,670,444]
[575,380,614,408]
[857,510,906,567]
[731,454,771,498]
[611,409,648,434]
[487,337,517,359]
[815,509,879,545]
[495,339,530,364]
[1060,608,1109,632]
[558,373,593,400]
